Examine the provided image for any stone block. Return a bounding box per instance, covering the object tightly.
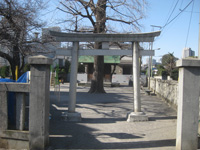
[176,58,200,67]
[62,112,81,122]
[28,55,52,65]
[127,112,148,122]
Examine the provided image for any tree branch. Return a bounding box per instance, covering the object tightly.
[0,51,13,64]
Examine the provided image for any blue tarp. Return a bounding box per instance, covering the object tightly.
[0,78,15,82]
[17,71,30,83]
[0,71,29,83]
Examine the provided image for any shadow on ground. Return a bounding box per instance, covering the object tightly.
[49,112,176,149]
[49,89,176,149]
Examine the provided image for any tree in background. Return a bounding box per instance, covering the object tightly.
[161,53,179,80]
[22,64,30,73]
[156,64,168,76]
[0,0,45,80]
[59,0,147,93]
[171,68,179,80]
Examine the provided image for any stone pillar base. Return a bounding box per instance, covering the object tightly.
[62,112,81,122]
[127,112,148,122]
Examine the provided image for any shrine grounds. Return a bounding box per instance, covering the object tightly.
[49,84,177,150]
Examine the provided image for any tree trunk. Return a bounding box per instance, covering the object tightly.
[88,44,105,93]
[88,0,107,93]
[111,64,117,82]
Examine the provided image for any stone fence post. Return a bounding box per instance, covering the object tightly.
[176,59,200,150]
[28,55,52,150]
[0,91,7,138]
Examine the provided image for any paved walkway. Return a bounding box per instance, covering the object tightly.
[49,84,177,150]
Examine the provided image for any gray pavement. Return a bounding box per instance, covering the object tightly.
[49,84,177,150]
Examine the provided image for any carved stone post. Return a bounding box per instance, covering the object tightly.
[28,55,52,150]
[176,59,200,150]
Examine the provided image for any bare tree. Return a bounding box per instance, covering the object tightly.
[0,0,46,80]
[59,0,147,93]
[162,53,178,77]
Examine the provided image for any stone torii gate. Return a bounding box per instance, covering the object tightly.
[50,31,161,122]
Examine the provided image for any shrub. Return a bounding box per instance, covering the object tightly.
[171,68,179,80]
[0,66,10,78]
[23,64,30,72]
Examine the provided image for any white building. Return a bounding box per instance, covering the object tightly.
[146,58,157,66]
[182,47,195,58]
[41,27,66,67]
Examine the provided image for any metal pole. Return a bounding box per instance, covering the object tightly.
[198,4,200,59]
[148,56,151,89]
[150,56,153,77]
[148,41,153,89]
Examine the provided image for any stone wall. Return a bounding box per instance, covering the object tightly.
[149,78,178,109]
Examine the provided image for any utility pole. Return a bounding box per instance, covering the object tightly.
[148,42,152,89]
[198,5,200,59]
[148,25,161,89]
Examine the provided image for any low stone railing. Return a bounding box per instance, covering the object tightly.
[0,55,52,150]
[149,78,178,109]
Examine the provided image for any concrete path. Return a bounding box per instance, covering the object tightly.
[49,84,177,150]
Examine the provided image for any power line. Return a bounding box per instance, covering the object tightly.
[185,0,195,48]
[179,10,199,13]
[179,0,184,9]
[162,0,194,31]
[164,0,180,28]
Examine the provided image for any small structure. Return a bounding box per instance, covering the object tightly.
[50,31,161,122]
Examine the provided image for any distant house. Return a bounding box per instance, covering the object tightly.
[79,55,121,82]
[78,43,134,83]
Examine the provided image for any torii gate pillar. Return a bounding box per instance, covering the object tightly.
[127,42,148,122]
[62,42,81,121]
